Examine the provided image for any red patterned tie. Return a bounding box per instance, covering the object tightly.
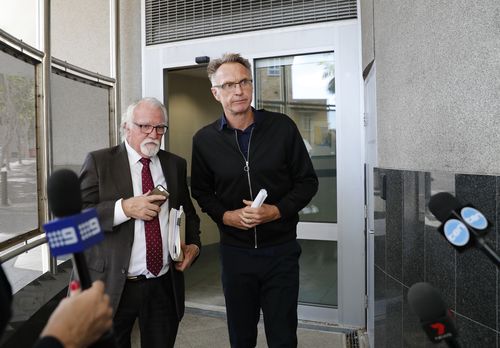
[139,157,163,276]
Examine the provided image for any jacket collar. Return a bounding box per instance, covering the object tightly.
[218,107,263,131]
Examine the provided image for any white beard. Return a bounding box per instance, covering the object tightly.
[140,138,160,157]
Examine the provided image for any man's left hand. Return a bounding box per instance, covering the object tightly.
[174,243,200,272]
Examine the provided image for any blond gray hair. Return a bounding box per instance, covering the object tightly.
[207,53,251,85]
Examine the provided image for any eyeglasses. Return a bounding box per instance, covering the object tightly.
[133,122,168,135]
[213,79,253,91]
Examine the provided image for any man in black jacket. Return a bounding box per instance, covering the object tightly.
[191,53,318,348]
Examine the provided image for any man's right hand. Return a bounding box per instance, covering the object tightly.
[121,193,166,220]
[223,208,252,230]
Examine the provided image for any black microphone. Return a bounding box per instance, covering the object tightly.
[428,192,500,267]
[45,169,117,348]
[408,282,461,348]
[46,169,93,288]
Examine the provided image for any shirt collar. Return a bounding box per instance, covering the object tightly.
[219,107,262,131]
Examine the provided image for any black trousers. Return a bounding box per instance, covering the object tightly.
[113,271,179,348]
[220,239,302,348]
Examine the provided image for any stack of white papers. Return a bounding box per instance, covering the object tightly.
[168,205,184,261]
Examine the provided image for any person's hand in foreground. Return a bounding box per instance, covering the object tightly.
[40,280,113,348]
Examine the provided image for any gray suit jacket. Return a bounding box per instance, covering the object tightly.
[79,143,201,321]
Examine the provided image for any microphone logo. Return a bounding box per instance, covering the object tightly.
[425,320,454,341]
[441,206,488,247]
[46,227,79,249]
[443,219,470,246]
[43,208,104,257]
[460,207,487,230]
[429,192,500,268]
[430,322,445,336]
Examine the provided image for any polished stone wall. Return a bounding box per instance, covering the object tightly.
[374,168,499,347]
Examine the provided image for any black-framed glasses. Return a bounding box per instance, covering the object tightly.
[213,79,253,91]
[133,122,168,135]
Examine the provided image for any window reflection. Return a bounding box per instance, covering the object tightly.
[0,50,38,243]
[255,53,336,223]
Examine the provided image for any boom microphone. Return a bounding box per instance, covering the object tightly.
[428,192,500,267]
[408,282,460,347]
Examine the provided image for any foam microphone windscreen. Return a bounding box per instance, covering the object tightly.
[47,169,82,217]
[428,192,462,223]
[408,282,448,321]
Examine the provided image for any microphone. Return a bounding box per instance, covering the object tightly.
[428,192,500,267]
[408,282,460,348]
[44,169,117,348]
[45,169,103,289]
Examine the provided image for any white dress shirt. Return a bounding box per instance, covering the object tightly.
[113,140,169,278]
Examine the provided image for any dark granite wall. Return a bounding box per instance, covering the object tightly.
[374,168,499,347]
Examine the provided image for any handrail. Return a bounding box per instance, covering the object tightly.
[52,57,116,85]
[0,229,43,252]
[0,28,44,59]
[0,233,47,264]
[0,29,115,86]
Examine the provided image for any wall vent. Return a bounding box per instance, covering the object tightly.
[145,0,357,45]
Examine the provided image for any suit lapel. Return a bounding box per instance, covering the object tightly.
[111,143,134,199]
[158,151,178,210]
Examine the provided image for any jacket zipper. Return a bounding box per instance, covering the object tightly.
[234,128,258,248]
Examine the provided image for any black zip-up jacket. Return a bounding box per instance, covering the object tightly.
[191,108,318,248]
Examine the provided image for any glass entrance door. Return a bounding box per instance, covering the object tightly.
[255,53,338,312]
[160,23,364,326]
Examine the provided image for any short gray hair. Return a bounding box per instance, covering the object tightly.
[120,97,167,140]
[207,53,251,85]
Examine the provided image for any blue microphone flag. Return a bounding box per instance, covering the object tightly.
[43,208,104,256]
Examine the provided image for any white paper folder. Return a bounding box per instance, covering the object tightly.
[168,205,184,261]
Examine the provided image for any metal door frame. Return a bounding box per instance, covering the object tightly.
[142,19,365,328]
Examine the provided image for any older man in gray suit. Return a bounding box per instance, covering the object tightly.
[79,97,201,348]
